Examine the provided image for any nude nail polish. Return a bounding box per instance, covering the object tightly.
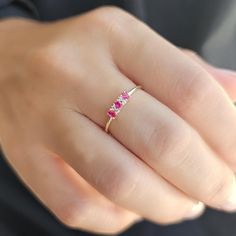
[185,202,205,219]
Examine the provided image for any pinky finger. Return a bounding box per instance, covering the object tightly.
[1,144,141,235]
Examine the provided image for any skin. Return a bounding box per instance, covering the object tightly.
[0,6,236,235]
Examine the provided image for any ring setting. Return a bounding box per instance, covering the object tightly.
[105,85,141,133]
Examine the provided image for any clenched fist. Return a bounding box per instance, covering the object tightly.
[0,6,236,235]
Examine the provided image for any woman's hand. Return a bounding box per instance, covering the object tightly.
[1,7,236,235]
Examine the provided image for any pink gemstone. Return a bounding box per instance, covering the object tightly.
[121,91,129,100]
[114,101,122,109]
[108,109,116,118]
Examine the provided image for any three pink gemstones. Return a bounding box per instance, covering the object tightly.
[107,91,130,119]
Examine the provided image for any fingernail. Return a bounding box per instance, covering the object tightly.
[220,187,236,212]
[185,202,205,220]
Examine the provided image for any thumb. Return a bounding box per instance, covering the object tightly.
[183,50,236,102]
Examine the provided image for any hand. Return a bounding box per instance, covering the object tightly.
[0,7,236,235]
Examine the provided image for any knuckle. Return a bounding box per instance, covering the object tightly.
[91,6,136,38]
[93,5,127,16]
[55,198,89,228]
[27,44,87,92]
[174,68,218,114]
[102,169,141,204]
[204,170,234,204]
[28,44,61,76]
[92,6,131,24]
[144,120,192,166]
[217,133,236,168]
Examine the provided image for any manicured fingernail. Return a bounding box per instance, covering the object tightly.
[185,202,205,219]
[220,187,236,212]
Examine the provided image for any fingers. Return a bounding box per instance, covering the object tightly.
[1,143,140,235]
[100,7,236,169]
[183,49,236,101]
[67,44,236,213]
[109,88,236,212]
[48,109,203,225]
